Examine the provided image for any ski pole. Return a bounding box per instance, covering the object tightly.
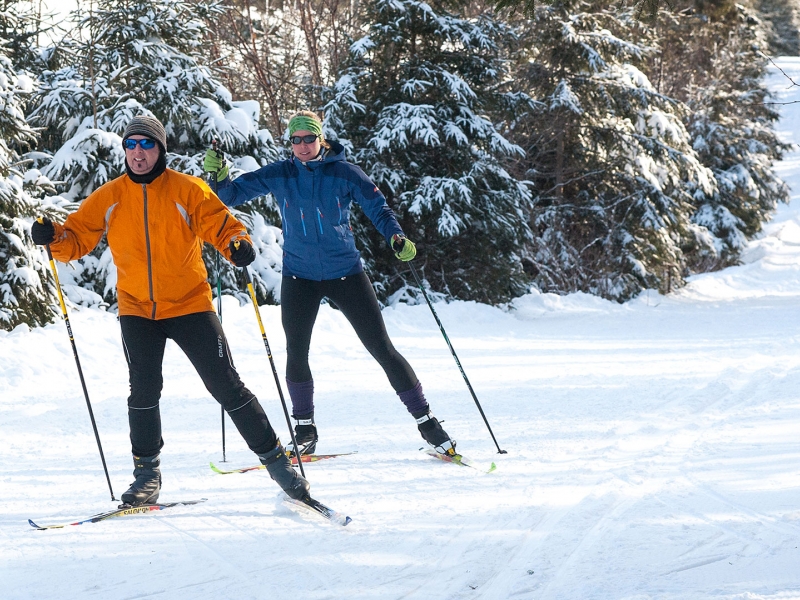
[211,138,223,324]
[216,251,226,461]
[39,222,118,500]
[209,139,227,462]
[237,252,307,478]
[407,261,507,454]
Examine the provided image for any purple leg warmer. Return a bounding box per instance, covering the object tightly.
[286,378,314,418]
[398,381,429,416]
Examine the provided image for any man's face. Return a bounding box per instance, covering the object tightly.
[125,136,160,175]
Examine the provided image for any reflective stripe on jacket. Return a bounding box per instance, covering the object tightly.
[50,169,249,320]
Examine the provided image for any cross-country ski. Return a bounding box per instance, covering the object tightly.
[421,448,497,473]
[28,500,208,531]
[283,496,353,527]
[210,452,358,474]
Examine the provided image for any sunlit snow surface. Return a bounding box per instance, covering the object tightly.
[2,59,800,600]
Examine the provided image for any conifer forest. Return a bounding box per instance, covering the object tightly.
[0,0,796,330]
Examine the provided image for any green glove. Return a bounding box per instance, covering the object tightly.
[391,234,417,262]
[203,148,229,182]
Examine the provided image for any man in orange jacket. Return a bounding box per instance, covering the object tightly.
[31,115,309,506]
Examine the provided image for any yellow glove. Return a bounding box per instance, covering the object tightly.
[203,148,229,181]
[391,234,416,262]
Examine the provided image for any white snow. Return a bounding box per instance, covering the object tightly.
[2,58,800,599]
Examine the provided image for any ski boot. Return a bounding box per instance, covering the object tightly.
[285,413,318,458]
[258,442,311,500]
[414,410,457,456]
[120,453,161,507]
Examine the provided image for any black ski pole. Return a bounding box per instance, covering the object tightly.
[215,251,226,461]
[407,261,507,454]
[209,139,227,462]
[238,255,307,478]
[40,224,118,500]
[216,250,226,461]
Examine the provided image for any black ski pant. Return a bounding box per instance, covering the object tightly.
[281,271,418,393]
[120,311,277,457]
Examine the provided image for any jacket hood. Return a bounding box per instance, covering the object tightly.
[325,140,346,162]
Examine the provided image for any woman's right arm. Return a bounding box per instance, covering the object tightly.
[215,164,277,208]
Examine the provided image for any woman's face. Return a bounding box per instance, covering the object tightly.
[290,129,321,162]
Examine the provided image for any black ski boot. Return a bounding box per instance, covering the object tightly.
[414,411,457,456]
[120,454,161,507]
[258,443,311,500]
[285,413,318,458]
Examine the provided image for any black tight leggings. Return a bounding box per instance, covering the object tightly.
[281,272,418,392]
[120,312,278,457]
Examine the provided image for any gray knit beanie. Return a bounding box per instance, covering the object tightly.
[123,115,167,151]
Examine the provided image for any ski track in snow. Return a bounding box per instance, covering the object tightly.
[1,58,800,599]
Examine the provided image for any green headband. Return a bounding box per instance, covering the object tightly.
[289,115,323,138]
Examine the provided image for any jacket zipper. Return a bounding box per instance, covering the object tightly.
[316,208,324,235]
[215,213,229,237]
[282,199,289,235]
[300,208,307,236]
[337,198,342,224]
[142,184,156,319]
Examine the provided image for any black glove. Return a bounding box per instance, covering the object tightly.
[31,217,56,245]
[229,239,256,267]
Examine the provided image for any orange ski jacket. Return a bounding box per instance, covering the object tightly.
[50,169,250,320]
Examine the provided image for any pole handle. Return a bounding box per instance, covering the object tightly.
[211,139,220,181]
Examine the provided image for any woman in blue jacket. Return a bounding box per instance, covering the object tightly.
[204,111,456,458]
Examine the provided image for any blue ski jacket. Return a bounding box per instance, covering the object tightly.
[216,141,403,281]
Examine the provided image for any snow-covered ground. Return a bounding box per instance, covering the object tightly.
[2,59,800,600]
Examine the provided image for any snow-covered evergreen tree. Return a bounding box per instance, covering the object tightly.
[507,0,717,300]
[27,0,283,308]
[0,5,61,330]
[323,0,533,305]
[649,2,790,271]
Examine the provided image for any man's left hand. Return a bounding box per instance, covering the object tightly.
[230,239,256,267]
[32,217,56,246]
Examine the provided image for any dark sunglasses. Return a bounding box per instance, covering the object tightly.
[123,138,157,150]
[290,134,319,145]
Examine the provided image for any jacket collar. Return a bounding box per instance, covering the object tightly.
[292,140,346,170]
[125,151,167,184]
